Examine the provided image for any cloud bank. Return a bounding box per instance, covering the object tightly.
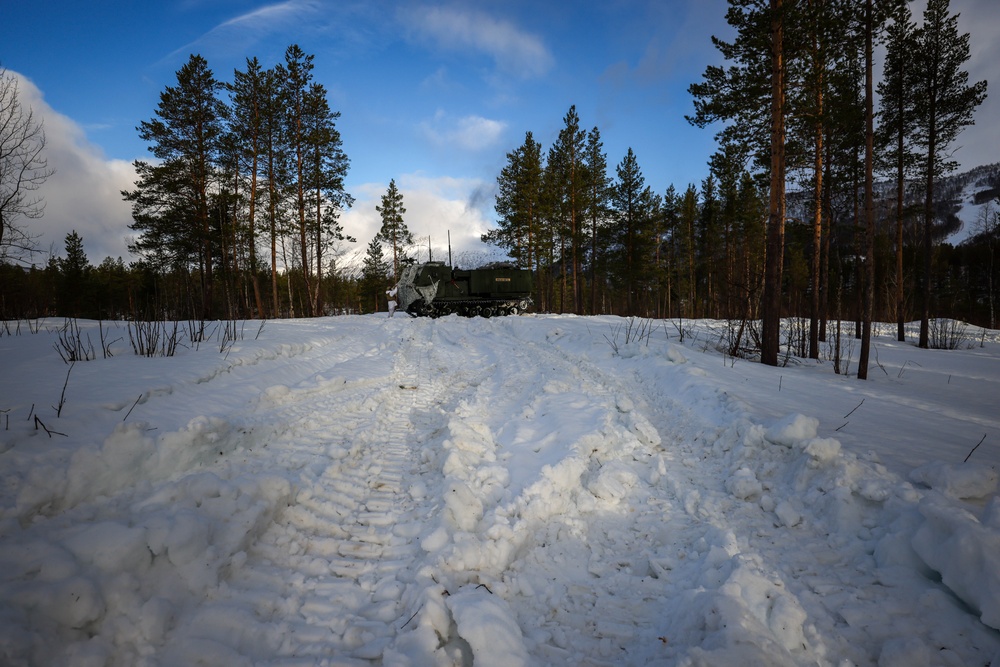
[9,71,137,266]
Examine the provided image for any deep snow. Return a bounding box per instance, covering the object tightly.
[1,314,998,666]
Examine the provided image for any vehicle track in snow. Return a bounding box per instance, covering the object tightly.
[154,316,998,666]
[162,321,457,664]
[474,318,999,666]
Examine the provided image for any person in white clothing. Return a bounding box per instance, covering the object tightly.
[386,286,397,317]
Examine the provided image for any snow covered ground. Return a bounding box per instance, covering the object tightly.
[1,314,999,666]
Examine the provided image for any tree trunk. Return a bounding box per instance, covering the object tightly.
[761,0,786,367]
[859,0,875,380]
[919,84,937,349]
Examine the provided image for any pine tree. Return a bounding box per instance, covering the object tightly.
[259,64,288,317]
[376,179,412,280]
[302,81,352,316]
[761,0,788,367]
[124,54,226,318]
[659,184,681,318]
[688,0,801,365]
[911,0,987,348]
[282,44,318,316]
[547,106,588,314]
[678,184,700,317]
[584,127,611,314]
[858,0,877,380]
[360,236,390,313]
[59,230,90,316]
[609,148,658,315]
[791,0,849,360]
[699,174,722,318]
[877,0,919,342]
[486,131,544,270]
[228,57,269,317]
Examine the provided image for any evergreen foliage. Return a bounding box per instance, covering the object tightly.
[120,47,354,319]
[375,179,412,281]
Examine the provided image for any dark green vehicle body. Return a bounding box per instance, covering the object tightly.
[395,261,533,317]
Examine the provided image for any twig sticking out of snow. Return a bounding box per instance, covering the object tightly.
[964,434,988,463]
[33,415,66,438]
[124,394,143,422]
[844,399,864,419]
[53,362,74,417]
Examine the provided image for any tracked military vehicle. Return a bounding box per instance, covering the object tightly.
[395,261,532,317]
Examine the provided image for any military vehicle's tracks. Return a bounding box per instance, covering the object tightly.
[166,326,452,663]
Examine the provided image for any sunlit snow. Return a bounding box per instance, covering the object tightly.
[1,314,998,666]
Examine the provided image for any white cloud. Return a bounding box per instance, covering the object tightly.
[402,6,554,78]
[420,111,507,151]
[339,173,504,273]
[9,72,137,265]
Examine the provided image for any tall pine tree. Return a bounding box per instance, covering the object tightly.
[584,127,611,314]
[486,131,544,271]
[376,179,412,281]
[877,0,919,343]
[911,0,987,348]
[124,54,226,318]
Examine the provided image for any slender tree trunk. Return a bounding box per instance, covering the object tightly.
[919,100,936,349]
[248,146,264,318]
[314,175,324,317]
[894,61,908,342]
[590,198,598,315]
[762,0,786,366]
[809,66,823,359]
[268,135,279,317]
[853,154,862,340]
[859,0,875,380]
[820,136,833,342]
[296,114,313,317]
[197,145,214,319]
[895,135,906,341]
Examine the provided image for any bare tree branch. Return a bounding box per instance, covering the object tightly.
[0,67,54,262]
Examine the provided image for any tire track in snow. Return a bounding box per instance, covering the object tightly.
[490,320,998,666]
[162,322,454,663]
[409,318,685,664]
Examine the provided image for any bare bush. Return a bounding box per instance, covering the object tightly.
[128,319,181,357]
[53,318,95,363]
[928,318,971,350]
[603,317,657,356]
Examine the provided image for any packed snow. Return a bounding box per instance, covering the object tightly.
[1,314,999,666]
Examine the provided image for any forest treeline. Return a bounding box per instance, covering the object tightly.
[480,0,994,369]
[1,0,998,368]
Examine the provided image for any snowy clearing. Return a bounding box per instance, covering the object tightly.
[1,314,999,666]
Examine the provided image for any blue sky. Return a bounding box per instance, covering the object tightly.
[4,0,998,265]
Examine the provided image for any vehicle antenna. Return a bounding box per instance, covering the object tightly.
[448,230,453,267]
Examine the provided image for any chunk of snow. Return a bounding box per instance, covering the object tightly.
[911,496,1000,629]
[587,460,639,502]
[909,461,998,500]
[726,467,763,500]
[765,413,819,447]
[446,586,530,667]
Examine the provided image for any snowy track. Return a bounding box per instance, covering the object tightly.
[1,315,999,666]
[161,325,454,664]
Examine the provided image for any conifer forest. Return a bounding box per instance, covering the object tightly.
[2,0,996,368]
